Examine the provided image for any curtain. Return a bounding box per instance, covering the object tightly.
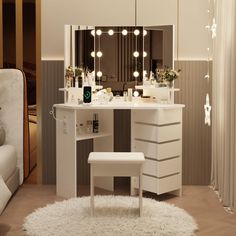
[211,0,236,212]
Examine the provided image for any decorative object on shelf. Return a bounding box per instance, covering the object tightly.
[93,113,99,133]
[156,67,181,88]
[65,66,74,88]
[95,88,113,104]
[74,67,83,88]
[86,120,93,134]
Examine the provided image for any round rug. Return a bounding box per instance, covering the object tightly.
[23,195,198,236]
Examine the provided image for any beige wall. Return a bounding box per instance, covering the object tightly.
[41,0,135,59]
[42,0,210,60]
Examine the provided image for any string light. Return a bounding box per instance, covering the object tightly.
[133,51,139,57]
[97,71,102,77]
[91,51,95,57]
[133,71,139,77]
[122,29,128,36]
[108,29,114,36]
[134,29,140,36]
[96,51,103,57]
[203,0,216,126]
[96,29,102,36]
[91,30,95,36]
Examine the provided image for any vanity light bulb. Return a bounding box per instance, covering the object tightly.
[143,30,147,36]
[91,30,95,36]
[91,51,95,57]
[97,71,102,77]
[133,90,139,97]
[134,29,140,36]
[96,29,102,36]
[122,29,128,36]
[143,51,147,57]
[108,29,114,36]
[133,71,139,77]
[133,51,139,57]
[96,51,103,57]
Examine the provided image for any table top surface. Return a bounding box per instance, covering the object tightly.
[54,101,185,110]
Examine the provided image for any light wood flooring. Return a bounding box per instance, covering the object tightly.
[0,184,236,236]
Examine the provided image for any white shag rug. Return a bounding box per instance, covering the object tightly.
[23,195,198,236]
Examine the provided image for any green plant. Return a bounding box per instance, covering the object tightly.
[156,67,181,83]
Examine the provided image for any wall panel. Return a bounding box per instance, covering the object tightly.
[41,60,64,184]
[175,60,212,185]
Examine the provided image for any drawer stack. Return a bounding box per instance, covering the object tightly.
[131,108,182,195]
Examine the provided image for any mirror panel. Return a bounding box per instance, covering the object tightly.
[94,26,143,92]
[65,25,173,92]
[144,25,174,78]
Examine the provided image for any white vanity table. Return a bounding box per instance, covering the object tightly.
[55,99,184,199]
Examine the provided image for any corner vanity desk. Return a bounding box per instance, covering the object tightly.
[55,100,185,199]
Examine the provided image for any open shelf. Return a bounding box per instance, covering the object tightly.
[76,132,112,141]
[135,85,180,92]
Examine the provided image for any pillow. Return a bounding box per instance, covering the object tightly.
[0,175,12,215]
[0,125,5,146]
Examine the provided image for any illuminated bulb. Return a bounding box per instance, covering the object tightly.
[133,71,139,77]
[134,29,140,36]
[97,71,102,77]
[143,30,147,36]
[96,51,103,57]
[91,30,95,36]
[91,51,95,57]
[133,90,139,97]
[96,29,102,36]
[122,29,128,36]
[133,51,139,57]
[143,51,147,57]
[108,29,114,36]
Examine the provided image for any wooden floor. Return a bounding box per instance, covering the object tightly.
[0,184,236,236]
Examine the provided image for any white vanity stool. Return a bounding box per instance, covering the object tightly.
[88,152,145,216]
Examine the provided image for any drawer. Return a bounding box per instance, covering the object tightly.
[143,174,181,195]
[134,123,182,143]
[134,140,181,160]
[133,109,182,125]
[143,158,181,177]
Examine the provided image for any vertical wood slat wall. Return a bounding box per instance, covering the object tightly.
[175,60,212,185]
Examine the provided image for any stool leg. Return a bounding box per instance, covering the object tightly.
[90,165,94,216]
[139,168,143,217]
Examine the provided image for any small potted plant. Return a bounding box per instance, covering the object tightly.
[156,67,181,88]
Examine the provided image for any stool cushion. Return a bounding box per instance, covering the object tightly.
[88,152,145,164]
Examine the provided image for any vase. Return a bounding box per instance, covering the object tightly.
[167,81,174,88]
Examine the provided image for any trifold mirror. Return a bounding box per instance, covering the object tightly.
[65,25,174,93]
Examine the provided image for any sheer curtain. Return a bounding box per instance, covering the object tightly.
[211,0,236,212]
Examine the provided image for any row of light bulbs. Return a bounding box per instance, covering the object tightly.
[91,51,147,58]
[91,29,147,36]
[96,70,140,78]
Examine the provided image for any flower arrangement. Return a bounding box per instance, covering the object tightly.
[156,67,181,87]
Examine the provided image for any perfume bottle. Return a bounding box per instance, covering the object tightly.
[93,113,99,133]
